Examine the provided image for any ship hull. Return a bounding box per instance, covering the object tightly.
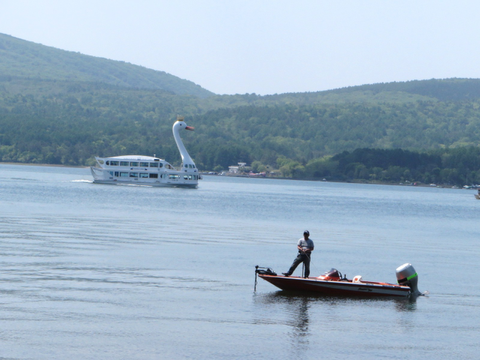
[258,274,411,297]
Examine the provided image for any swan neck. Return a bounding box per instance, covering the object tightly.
[173,125,194,165]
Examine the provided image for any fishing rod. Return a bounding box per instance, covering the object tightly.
[301,250,311,278]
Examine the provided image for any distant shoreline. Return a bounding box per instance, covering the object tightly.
[0,162,471,189]
[0,161,88,169]
[202,173,466,189]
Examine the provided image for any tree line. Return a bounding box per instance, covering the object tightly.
[276,147,480,186]
[2,79,480,186]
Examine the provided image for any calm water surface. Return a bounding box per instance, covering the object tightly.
[0,164,479,359]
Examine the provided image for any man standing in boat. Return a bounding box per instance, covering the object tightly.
[283,230,314,278]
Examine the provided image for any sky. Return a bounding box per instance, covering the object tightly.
[2,0,480,95]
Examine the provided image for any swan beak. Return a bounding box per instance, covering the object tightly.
[185,126,194,131]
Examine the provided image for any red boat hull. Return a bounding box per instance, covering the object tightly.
[258,274,411,297]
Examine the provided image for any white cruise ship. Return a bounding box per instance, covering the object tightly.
[90,117,200,187]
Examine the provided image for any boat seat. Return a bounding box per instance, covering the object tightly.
[353,275,362,283]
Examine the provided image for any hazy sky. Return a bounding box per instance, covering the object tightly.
[2,1,480,95]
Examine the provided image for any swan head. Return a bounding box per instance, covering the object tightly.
[173,116,194,132]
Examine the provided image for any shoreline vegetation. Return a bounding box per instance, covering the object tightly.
[199,146,480,188]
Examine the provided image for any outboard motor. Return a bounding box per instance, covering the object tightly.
[396,263,421,296]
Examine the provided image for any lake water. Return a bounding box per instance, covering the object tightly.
[0,163,479,359]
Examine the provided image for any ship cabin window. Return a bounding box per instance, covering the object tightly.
[140,162,149,167]
[108,161,119,166]
[169,174,180,179]
[120,161,129,166]
[119,172,129,177]
[159,163,163,168]
[149,173,158,179]
[130,172,138,178]
[150,162,159,168]
[139,173,149,178]
[130,162,139,167]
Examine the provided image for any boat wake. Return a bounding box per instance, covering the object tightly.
[72,179,93,183]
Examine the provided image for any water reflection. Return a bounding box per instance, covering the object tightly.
[253,292,312,358]
[255,290,417,313]
[394,296,418,311]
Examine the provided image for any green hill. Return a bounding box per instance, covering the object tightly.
[258,78,480,104]
[0,33,214,98]
[323,78,480,101]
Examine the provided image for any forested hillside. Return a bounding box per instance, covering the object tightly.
[2,33,480,186]
[0,33,213,98]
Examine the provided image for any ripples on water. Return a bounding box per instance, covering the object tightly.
[0,164,479,359]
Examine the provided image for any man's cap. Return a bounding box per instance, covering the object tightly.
[304,230,309,235]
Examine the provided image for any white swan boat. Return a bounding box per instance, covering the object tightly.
[90,116,200,187]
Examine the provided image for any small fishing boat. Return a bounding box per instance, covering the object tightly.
[255,263,421,298]
[91,116,200,187]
